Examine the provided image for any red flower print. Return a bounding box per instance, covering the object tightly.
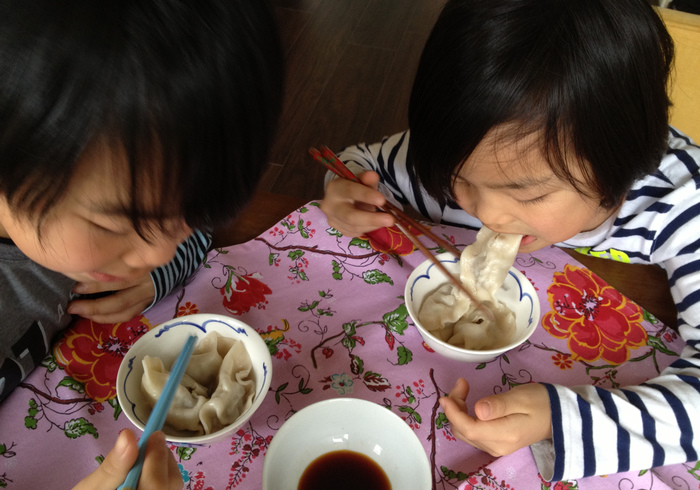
[542,265,647,364]
[53,316,153,401]
[362,224,422,256]
[177,301,199,317]
[221,268,272,315]
[551,353,573,370]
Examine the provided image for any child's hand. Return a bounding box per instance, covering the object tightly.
[68,275,155,324]
[320,170,395,237]
[440,378,552,457]
[73,429,182,490]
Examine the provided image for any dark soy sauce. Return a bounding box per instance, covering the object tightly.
[298,449,392,490]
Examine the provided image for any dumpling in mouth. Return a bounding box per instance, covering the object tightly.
[418,227,521,350]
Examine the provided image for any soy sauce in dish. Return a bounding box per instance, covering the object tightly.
[298,449,391,490]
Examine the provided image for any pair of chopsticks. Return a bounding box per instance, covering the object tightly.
[118,335,198,490]
[310,146,494,321]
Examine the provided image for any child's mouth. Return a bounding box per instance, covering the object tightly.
[88,271,123,283]
[519,235,537,248]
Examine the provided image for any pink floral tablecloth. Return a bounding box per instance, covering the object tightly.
[1,201,697,490]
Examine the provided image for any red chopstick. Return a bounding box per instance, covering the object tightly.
[310,146,495,321]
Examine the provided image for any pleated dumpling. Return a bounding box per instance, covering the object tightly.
[140,332,257,436]
[417,283,471,334]
[141,355,208,434]
[184,332,225,390]
[199,340,256,434]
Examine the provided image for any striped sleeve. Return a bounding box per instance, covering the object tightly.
[145,229,212,312]
[333,131,482,228]
[535,128,700,481]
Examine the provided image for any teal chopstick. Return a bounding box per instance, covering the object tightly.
[118,334,198,490]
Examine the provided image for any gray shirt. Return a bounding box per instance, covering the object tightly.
[0,239,75,402]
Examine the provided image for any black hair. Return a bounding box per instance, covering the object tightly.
[409,0,674,208]
[0,0,283,231]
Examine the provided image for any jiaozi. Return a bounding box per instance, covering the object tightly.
[140,331,256,436]
[418,227,522,350]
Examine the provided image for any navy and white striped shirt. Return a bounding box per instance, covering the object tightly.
[333,128,700,481]
[147,229,212,310]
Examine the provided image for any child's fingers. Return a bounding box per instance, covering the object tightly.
[448,378,469,402]
[358,170,382,190]
[69,280,155,323]
[72,429,138,490]
[439,395,476,443]
[321,179,395,236]
[474,383,550,421]
[326,175,388,208]
[139,431,183,490]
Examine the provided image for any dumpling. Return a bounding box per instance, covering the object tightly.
[140,332,257,436]
[185,332,225,390]
[448,301,516,350]
[417,227,521,350]
[141,356,208,434]
[417,284,471,333]
[460,228,521,297]
[199,340,256,434]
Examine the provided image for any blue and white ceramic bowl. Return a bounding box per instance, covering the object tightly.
[116,313,272,445]
[405,253,540,363]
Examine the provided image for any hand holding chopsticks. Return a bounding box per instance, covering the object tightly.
[311,146,495,321]
[117,335,198,490]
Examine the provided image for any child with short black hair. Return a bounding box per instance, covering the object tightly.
[321,0,700,481]
[0,0,283,487]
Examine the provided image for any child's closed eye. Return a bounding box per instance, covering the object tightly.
[87,219,131,236]
[517,194,548,205]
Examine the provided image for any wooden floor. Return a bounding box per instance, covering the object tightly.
[258,0,446,202]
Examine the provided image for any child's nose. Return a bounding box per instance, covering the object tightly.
[472,200,509,230]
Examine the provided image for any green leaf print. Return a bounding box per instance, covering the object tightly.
[348,237,371,249]
[64,418,98,439]
[41,354,58,373]
[298,300,320,312]
[298,219,309,239]
[57,376,85,394]
[288,250,305,261]
[647,335,679,357]
[177,446,196,461]
[108,398,122,421]
[362,269,393,286]
[398,406,422,424]
[441,466,469,481]
[342,321,357,336]
[383,303,409,335]
[331,260,343,280]
[25,399,38,430]
[435,412,449,429]
[397,346,413,365]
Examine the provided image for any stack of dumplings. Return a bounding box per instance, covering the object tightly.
[418,227,522,350]
[141,331,256,436]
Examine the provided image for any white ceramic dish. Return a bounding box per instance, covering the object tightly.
[261,398,431,489]
[116,313,272,445]
[405,252,540,363]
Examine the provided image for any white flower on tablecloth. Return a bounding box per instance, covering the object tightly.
[330,373,354,395]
